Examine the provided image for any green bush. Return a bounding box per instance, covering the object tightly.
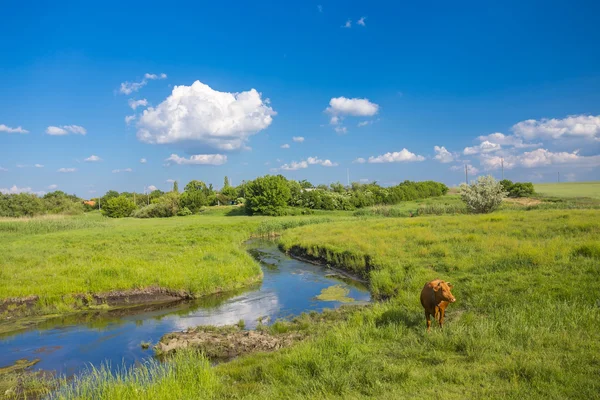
[245,175,291,216]
[102,196,136,218]
[177,207,193,216]
[500,179,535,198]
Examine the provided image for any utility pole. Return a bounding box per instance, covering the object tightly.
[465,164,469,185]
[346,168,350,186]
[558,171,560,183]
[133,192,136,205]
[501,158,504,180]
[98,197,101,211]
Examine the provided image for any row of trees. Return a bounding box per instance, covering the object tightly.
[0,191,85,217]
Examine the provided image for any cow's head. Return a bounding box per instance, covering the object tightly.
[435,281,456,303]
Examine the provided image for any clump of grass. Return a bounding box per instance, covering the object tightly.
[254,217,336,237]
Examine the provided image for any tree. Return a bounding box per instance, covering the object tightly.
[460,175,507,214]
[102,195,136,218]
[173,181,179,193]
[245,175,291,216]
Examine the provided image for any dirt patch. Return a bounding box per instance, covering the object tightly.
[503,197,542,206]
[156,326,304,360]
[78,286,193,307]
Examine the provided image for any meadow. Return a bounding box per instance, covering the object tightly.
[45,207,600,399]
[533,181,600,199]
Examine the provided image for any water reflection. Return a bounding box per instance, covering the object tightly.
[0,240,370,376]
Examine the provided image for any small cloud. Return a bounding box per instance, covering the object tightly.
[166,179,175,183]
[147,185,158,191]
[359,178,369,183]
[342,19,351,28]
[0,124,28,134]
[125,115,136,125]
[292,136,305,143]
[317,4,323,12]
[165,154,227,166]
[281,144,290,149]
[357,121,372,127]
[0,166,8,172]
[353,157,366,164]
[112,168,133,173]
[84,155,102,162]
[46,125,87,136]
[48,184,58,190]
[366,149,425,163]
[433,146,454,163]
[357,17,366,26]
[128,99,148,110]
[335,126,348,134]
[120,73,167,95]
[58,168,77,173]
[140,158,147,164]
[280,156,338,171]
[34,164,44,168]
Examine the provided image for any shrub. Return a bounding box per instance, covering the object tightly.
[102,196,136,218]
[460,175,507,214]
[500,179,535,198]
[245,175,291,216]
[177,207,193,216]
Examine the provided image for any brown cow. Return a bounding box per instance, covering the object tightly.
[420,279,456,332]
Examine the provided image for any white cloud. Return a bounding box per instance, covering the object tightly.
[280,160,308,171]
[147,185,158,191]
[357,120,372,127]
[34,164,44,168]
[367,149,425,163]
[359,178,369,183]
[353,157,366,164]
[317,4,323,12]
[165,153,227,166]
[0,124,28,134]
[450,164,479,175]
[125,115,136,125]
[512,114,600,141]
[166,179,175,183]
[140,158,147,163]
[433,146,454,163]
[281,144,290,149]
[112,168,133,173]
[0,166,7,172]
[84,155,102,162]
[463,140,501,155]
[477,132,541,149]
[357,17,366,26]
[334,126,348,134]
[279,156,338,171]
[128,98,148,110]
[119,73,167,95]
[326,97,379,118]
[57,168,76,173]
[342,19,351,28]
[0,185,36,195]
[137,80,276,150]
[48,184,58,190]
[46,125,87,136]
[16,164,26,168]
[478,149,600,170]
[292,136,305,143]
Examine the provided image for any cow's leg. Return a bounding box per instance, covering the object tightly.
[439,307,445,329]
[425,311,431,332]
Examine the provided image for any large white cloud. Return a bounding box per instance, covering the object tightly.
[46,125,87,136]
[433,146,454,163]
[512,114,600,141]
[366,149,425,163]
[0,124,28,134]
[463,140,501,155]
[137,81,275,151]
[165,153,227,166]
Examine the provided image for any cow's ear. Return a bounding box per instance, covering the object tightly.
[447,282,453,288]
[434,281,442,291]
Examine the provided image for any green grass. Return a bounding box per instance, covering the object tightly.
[50,209,600,399]
[534,181,600,199]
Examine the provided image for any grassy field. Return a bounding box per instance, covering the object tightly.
[47,208,600,399]
[534,181,600,199]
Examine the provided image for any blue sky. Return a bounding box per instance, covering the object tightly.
[1,0,599,197]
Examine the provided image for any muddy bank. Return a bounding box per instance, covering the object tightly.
[156,326,305,360]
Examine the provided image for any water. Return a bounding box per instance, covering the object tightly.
[0,240,370,377]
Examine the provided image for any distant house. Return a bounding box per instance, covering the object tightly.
[83,200,96,207]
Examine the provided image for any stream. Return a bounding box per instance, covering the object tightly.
[0,240,370,378]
